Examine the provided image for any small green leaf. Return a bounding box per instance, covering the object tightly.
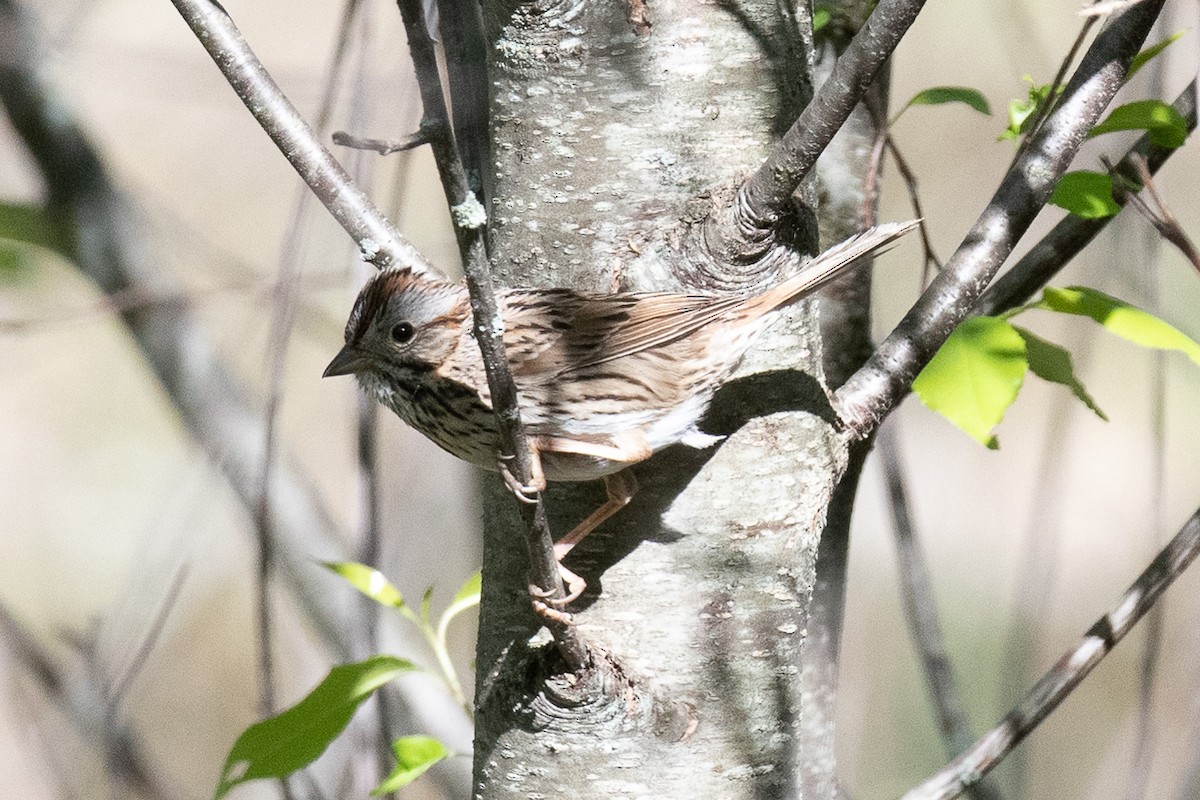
[1033,287,1200,367]
[903,86,991,116]
[913,316,1028,449]
[1089,99,1188,148]
[0,203,67,256]
[215,656,418,799]
[441,572,482,632]
[1128,31,1185,80]
[451,572,482,606]
[372,736,451,795]
[323,562,406,609]
[1049,171,1120,219]
[1014,327,1107,420]
[812,8,830,32]
[420,586,434,625]
[999,77,1056,142]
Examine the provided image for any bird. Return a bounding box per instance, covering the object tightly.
[324,220,916,603]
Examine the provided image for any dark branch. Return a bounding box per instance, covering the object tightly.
[878,425,1004,800]
[901,505,1200,800]
[835,0,1166,434]
[393,0,587,668]
[977,78,1196,316]
[735,0,927,229]
[168,0,432,272]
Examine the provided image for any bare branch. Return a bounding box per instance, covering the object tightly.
[1116,155,1200,272]
[332,128,430,155]
[0,7,473,788]
[877,424,1005,800]
[734,0,928,230]
[836,0,1166,434]
[902,505,1200,800]
[977,78,1196,316]
[0,599,183,800]
[167,0,433,272]
[393,0,587,667]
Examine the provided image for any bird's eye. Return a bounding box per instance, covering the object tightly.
[390,321,416,344]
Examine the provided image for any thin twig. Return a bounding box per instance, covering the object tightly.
[253,0,364,718]
[977,78,1196,316]
[392,0,587,668]
[1015,6,1099,161]
[333,128,430,155]
[167,0,432,272]
[1115,155,1200,272]
[876,424,1005,800]
[835,0,1166,435]
[884,135,943,280]
[106,566,190,714]
[735,0,928,229]
[0,598,183,800]
[901,505,1200,800]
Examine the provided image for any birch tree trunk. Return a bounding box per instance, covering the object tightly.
[469,2,878,797]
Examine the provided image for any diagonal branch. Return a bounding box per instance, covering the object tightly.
[733,0,927,231]
[901,504,1200,800]
[877,424,1005,800]
[168,0,432,273]
[392,0,587,668]
[834,0,1164,435]
[977,78,1196,316]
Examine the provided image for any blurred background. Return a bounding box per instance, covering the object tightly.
[0,1,1197,798]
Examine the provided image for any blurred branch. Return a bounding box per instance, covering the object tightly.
[902,504,1200,800]
[836,0,1166,434]
[877,424,1004,800]
[0,598,183,800]
[393,0,587,666]
[0,3,474,787]
[1115,154,1200,272]
[167,0,433,273]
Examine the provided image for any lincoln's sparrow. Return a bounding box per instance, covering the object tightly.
[325,220,915,601]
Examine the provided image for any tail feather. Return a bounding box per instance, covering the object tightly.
[755,219,920,311]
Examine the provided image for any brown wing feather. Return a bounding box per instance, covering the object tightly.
[502,220,919,380]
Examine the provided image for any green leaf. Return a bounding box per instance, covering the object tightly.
[323,561,406,609]
[913,316,1028,448]
[812,8,830,33]
[902,86,991,116]
[1014,327,1107,420]
[1089,99,1188,148]
[1033,287,1200,367]
[1049,171,1120,219]
[0,203,66,256]
[420,586,434,625]
[214,656,418,799]
[372,736,451,795]
[1128,31,1185,80]
[440,572,482,632]
[999,77,1056,142]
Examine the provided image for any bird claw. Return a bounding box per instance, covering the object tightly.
[530,597,574,625]
[527,563,587,623]
[497,454,545,504]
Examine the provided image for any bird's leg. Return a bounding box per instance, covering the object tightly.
[531,470,638,608]
[556,470,638,561]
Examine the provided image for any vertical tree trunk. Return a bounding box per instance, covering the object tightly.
[471,2,873,796]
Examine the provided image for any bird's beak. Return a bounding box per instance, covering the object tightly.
[323,344,366,378]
